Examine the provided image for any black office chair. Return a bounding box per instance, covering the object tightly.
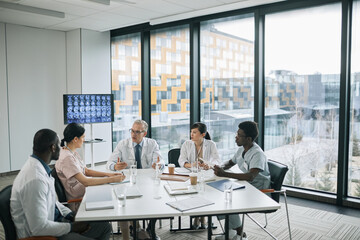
[246,159,292,240]
[0,185,56,240]
[168,148,181,167]
[51,168,82,207]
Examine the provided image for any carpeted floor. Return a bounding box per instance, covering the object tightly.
[1,172,360,240]
[1,201,359,239]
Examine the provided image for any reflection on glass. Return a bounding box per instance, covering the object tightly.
[349,0,360,198]
[150,26,190,163]
[200,16,255,163]
[264,4,341,193]
[111,33,141,149]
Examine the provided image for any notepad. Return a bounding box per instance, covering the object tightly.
[85,185,114,211]
[206,179,245,192]
[114,186,142,198]
[166,196,214,212]
[164,183,197,195]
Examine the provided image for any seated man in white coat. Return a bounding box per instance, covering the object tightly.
[11,128,111,240]
[107,119,164,171]
[107,119,164,239]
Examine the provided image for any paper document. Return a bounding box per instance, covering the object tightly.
[206,179,245,192]
[114,186,142,198]
[85,185,114,211]
[166,196,214,212]
[175,167,191,174]
[164,183,197,195]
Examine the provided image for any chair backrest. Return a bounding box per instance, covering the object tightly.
[0,185,17,240]
[268,159,288,203]
[51,168,67,203]
[168,148,181,167]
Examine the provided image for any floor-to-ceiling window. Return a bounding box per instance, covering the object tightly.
[111,33,141,149]
[200,15,254,163]
[264,3,341,193]
[349,0,360,198]
[150,26,190,162]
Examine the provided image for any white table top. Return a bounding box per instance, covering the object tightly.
[75,168,280,222]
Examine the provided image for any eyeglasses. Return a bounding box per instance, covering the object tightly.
[129,129,145,135]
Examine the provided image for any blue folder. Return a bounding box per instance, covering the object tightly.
[206,179,245,192]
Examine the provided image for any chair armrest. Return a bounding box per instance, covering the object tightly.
[261,189,286,194]
[19,237,57,240]
[60,198,82,205]
[67,198,82,203]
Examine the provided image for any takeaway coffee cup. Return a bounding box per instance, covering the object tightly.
[168,164,175,175]
[190,172,197,185]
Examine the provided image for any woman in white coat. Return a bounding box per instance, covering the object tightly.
[178,122,220,170]
[178,122,220,229]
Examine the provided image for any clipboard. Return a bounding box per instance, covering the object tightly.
[206,179,245,192]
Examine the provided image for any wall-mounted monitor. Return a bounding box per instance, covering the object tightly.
[63,94,114,124]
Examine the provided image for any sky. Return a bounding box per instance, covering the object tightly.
[212,3,358,75]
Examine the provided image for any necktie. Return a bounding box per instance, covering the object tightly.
[135,144,142,169]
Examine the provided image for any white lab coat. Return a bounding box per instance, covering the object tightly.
[10,156,71,238]
[178,139,221,167]
[107,137,164,170]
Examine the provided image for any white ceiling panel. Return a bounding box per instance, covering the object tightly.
[132,0,192,15]
[19,0,98,17]
[107,4,164,20]
[0,0,282,32]
[164,0,223,10]
[0,9,77,29]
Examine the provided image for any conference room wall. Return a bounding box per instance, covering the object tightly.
[80,29,112,165]
[4,23,67,171]
[0,23,10,173]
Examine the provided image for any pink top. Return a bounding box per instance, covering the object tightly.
[55,148,86,210]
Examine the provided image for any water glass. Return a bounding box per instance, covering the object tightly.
[155,162,161,179]
[224,187,233,203]
[130,165,137,184]
[117,186,127,207]
[153,178,161,199]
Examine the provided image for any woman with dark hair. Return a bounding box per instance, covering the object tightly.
[55,123,125,210]
[178,122,220,170]
[178,122,220,229]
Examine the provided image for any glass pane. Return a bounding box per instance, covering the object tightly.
[264,4,341,193]
[111,33,141,149]
[200,15,254,163]
[349,0,360,198]
[150,26,190,163]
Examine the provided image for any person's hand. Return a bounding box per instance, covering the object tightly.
[198,162,209,170]
[114,161,127,171]
[152,157,161,169]
[71,222,90,234]
[112,174,126,182]
[213,165,226,177]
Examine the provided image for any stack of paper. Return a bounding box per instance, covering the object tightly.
[85,185,114,211]
[166,196,214,211]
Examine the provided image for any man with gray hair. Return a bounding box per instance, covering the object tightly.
[106,120,164,239]
[107,119,164,171]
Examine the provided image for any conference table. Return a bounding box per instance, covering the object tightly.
[75,168,280,240]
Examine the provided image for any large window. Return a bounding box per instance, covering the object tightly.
[150,26,190,162]
[264,4,341,193]
[111,33,141,149]
[349,0,360,198]
[200,16,254,162]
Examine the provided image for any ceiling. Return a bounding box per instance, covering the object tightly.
[0,0,283,32]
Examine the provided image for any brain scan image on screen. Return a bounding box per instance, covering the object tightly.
[64,94,114,124]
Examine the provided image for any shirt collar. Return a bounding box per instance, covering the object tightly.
[31,154,51,176]
[133,139,144,148]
